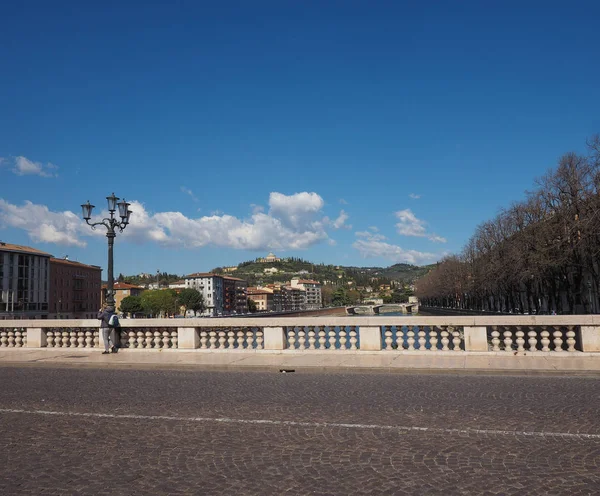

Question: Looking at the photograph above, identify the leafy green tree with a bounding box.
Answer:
[119,295,144,317]
[141,290,178,317]
[332,287,351,307]
[247,298,258,313]
[177,288,205,315]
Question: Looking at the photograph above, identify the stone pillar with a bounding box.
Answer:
[178,327,200,349]
[263,327,286,350]
[464,326,488,352]
[98,327,106,349]
[27,328,47,348]
[359,326,382,351]
[580,326,600,352]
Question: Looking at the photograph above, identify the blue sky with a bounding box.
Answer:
[1,1,599,276]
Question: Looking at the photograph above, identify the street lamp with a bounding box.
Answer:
[81,193,131,308]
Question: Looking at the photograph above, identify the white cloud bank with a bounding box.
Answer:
[395,209,446,243]
[0,192,348,251]
[0,156,58,177]
[408,193,421,199]
[352,231,438,265]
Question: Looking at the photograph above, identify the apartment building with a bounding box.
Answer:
[223,276,248,315]
[184,273,224,316]
[49,257,102,319]
[247,286,274,312]
[0,242,51,320]
[290,278,322,310]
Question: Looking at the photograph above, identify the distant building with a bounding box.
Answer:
[222,266,238,273]
[0,242,51,320]
[102,282,145,313]
[258,252,281,263]
[184,273,224,316]
[263,267,279,274]
[49,257,102,319]
[290,278,322,310]
[168,280,186,291]
[247,287,274,312]
[222,276,248,315]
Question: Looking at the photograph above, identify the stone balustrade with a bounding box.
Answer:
[1,316,600,353]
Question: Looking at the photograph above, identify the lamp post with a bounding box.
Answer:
[81,193,131,309]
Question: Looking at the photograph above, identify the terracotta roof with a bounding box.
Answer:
[0,242,52,257]
[50,257,101,270]
[101,282,144,290]
[222,276,246,282]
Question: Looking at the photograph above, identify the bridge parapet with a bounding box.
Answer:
[1,316,600,353]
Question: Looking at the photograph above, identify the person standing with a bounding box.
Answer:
[98,304,118,354]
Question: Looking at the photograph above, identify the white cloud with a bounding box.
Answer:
[368,226,379,232]
[409,193,421,199]
[339,198,348,205]
[395,209,446,243]
[180,186,198,202]
[352,232,438,265]
[0,199,87,247]
[331,210,351,230]
[2,156,59,177]
[0,192,334,251]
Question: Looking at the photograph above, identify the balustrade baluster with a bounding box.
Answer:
[0,331,7,347]
[384,326,393,350]
[170,330,177,348]
[417,327,426,350]
[566,326,576,352]
[47,331,55,348]
[218,331,226,349]
[515,327,525,352]
[15,330,23,347]
[349,326,358,350]
[137,331,145,348]
[227,330,235,349]
[452,327,461,351]
[407,326,415,351]
[328,327,336,349]
[70,331,78,348]
[339,328,347,350]
[55,331,62,348]
[429,327,438,351]
[94,331,100,348]
[491,326,501,351]
[236,330,244,349]
[395,326,404,350]
[128,331,136,348]
[297,329,306,350]
[503,328,513,351]
[256,329,263,350]
[77,331,85,348]
[209,330,217,349]
[85,331,93,348]
[553,327,564,352]
[200,330,208,349]
[318,327,326,349]
[145,331,153,348]
[154,331,162,348]
[307,326,316,350]
[246,329,254,349]
[160,330,169,348]
[527,327,537,352]
[540,326,550,352]
[441,328,450,351]
[288,328,296,349]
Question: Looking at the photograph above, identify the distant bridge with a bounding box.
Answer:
[345,303,419,315]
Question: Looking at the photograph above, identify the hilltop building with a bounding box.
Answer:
[258,252,281,263]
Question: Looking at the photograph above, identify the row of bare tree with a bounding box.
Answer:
[415,135,600,314]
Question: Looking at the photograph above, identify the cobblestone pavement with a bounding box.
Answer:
[1,366,599,495]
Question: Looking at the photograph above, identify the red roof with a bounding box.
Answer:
[101,282,144,290]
